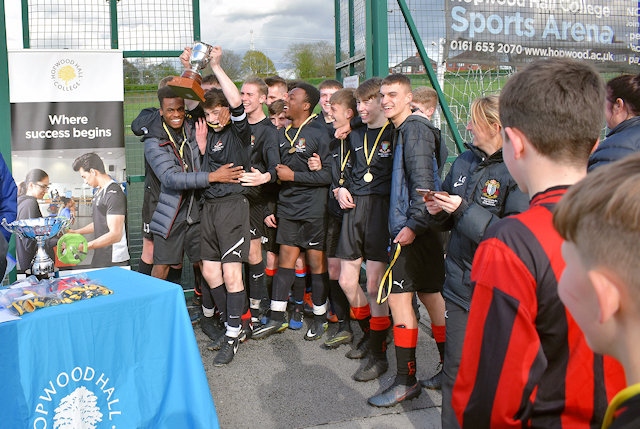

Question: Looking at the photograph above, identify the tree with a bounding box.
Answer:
[313,41,336,78]
[123,59,140,85]
[219,49,243,81]
[289,44,315,79]
[240,50,276,78]
[286,41,335,79]
[146,61,179,84]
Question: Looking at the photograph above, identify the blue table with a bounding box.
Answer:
[0,267,219,429]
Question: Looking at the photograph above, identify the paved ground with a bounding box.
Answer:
[191,305,443,429]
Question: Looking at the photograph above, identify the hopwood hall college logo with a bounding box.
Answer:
[33,366,122,429]
[51,58,83,92]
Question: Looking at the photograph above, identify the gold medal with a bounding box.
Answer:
[363,122,389,183]
[339,178,345,185]
[285,114,317,156]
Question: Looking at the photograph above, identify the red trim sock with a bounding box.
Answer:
[394,324,418,385]
[432,323,446,363]
[369,316,391,359]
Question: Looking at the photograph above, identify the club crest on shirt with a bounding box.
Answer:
[295,138,306,153]
[481,179,500,207]
[212,140,224,152]
[378,141,392,158]
[250,134,256,147]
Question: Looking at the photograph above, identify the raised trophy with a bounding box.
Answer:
[2,217,72,279]
[168,41,213,102]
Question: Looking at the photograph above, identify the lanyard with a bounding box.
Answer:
[162,122,188,169]
[285,114,317,147]
[602,383,640,429]
[162,122,187,158]
[340,139,351,174]
[364,121,389,168]
[377,242,402,304]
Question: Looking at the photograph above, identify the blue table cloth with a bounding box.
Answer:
[0,267,219,429]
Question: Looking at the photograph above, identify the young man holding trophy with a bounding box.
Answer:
[194,46,253,366]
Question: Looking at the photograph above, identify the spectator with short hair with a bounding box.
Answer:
[411,86,438,121]
[554,152,640,429]
[452,57,626,428]
[425,95,528,426]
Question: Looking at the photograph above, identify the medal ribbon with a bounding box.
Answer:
[340,139,351,177]
[364,121,389,170]
[285,114,317,149]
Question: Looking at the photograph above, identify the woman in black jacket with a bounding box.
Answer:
[424,95,528,427]
[589,72,640,172]
[16,168,54,272]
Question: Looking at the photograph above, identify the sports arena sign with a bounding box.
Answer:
[445,0,640,70]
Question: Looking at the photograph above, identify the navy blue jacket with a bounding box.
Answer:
[428,144,528,310]
[143,117,210,239]
[0,154,17,242]
[389,115,438,237]
[589,116,640,172]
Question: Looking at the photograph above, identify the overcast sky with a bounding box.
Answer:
[4,0,335,68]
[199,0,335,65]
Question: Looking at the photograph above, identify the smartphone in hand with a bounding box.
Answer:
[417,188,449,200]
[416,188,431,196]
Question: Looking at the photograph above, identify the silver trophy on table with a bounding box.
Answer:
[2,217,71,279]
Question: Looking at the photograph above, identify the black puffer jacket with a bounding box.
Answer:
[428,144,528,310]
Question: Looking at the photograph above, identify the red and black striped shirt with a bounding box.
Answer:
[453,186,625,428]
